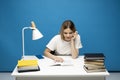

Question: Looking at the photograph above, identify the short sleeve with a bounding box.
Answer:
[46,35,58,51]
[75,34,83,49]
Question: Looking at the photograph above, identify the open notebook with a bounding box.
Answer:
[50,59,73,66]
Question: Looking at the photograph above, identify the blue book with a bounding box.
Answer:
[35,54,44,59]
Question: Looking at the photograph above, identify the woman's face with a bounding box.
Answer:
[63,28,74,41]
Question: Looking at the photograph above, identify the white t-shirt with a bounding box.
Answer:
[46,34,82,55]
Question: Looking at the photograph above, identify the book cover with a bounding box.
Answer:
[35,54,44,59]
[83,65,106,73]
[17,65,40,72]
[84,59,104,63]
[84,64,105,70]
[84,53,105,60]
[17,60,38,67]
[84,61,104,66]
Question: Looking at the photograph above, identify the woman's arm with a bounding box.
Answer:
[70,39,79,59]
[44,48,64,62]
[70,31,79,59]
[44,48,55,59]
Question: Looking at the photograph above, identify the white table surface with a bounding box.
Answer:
[11,55,109,77]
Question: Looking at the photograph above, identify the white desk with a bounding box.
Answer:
[11,56,109,80]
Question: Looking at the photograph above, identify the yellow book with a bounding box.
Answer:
[17,60,38,67]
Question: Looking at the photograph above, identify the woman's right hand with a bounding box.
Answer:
[53,56,64,62]
[71,31,78,40]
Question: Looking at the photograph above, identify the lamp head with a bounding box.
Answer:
[31,21,36,29]
[31,21,43,40]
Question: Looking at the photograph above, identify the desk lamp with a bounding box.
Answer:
[22,21,43,59]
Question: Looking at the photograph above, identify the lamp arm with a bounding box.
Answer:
[21,24,43,59]
[22,27,31,59]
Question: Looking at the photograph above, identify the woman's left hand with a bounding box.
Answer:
[53,56,64,62]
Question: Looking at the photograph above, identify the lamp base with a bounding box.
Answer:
[21,55,39,60]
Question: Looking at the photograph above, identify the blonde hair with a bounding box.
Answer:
[59,20,76,40]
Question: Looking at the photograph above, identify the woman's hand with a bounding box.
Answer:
[53,56,64,62]
[71,31,78,40]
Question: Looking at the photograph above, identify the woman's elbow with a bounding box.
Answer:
[71,55,78,59]
[44,49,48,56]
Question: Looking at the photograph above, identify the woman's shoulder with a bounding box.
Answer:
[53,34,60,38]
[75,34,81,40]
[52,34,61,40]
[77,34,80,38]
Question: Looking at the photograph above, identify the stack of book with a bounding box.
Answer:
[17,59,40,72]
[84,53,106,73]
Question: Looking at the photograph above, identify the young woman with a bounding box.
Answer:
[44,20,82,62]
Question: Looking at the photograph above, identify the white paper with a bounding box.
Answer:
[50,60,73,66]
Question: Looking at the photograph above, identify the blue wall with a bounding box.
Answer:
[0,0,120,71]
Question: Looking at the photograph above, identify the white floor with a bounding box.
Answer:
[106,73,120,80]
[0,73,14,80]
[0,72,120,80]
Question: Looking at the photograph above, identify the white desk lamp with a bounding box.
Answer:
[22,21,43,59]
